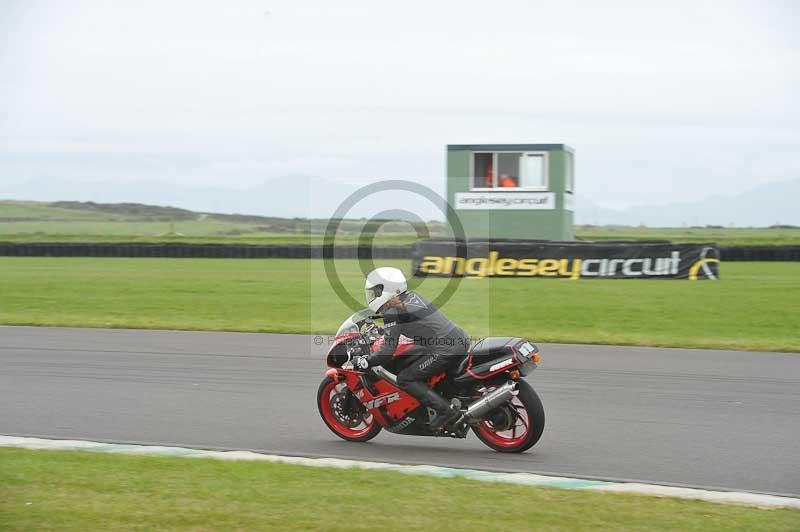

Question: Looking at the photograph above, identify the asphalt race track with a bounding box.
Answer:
[2,326,799,496]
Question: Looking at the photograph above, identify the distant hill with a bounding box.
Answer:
[2,176,798,227]
[0,200,445,235]
[50,201,202,221]
[574,178,800,227]
[0,175,444,222]
[1,199,797,246]
[48,200,308,225]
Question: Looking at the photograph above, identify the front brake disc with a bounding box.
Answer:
[330,392,365,428]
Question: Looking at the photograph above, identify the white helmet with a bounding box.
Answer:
[365,267,408,313]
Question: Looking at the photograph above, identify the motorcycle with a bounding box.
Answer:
[317,309,545,453]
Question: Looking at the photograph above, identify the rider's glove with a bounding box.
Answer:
[351,355,369,370]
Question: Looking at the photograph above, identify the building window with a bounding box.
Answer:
[472,153,494,188]
[471,151,548,190]
[497,153,521,188]
[521,153,546,189]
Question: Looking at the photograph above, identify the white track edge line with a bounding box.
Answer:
[1,435,797,510]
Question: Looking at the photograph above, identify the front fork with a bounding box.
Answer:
[342,388,366,416]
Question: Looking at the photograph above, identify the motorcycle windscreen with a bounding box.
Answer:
[335,308,375,336]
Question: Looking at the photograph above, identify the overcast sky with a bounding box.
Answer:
[2,0,798,213]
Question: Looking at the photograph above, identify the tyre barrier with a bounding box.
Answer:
[719,246,800,261]
[0,242,412,259]
[0,242,797,261]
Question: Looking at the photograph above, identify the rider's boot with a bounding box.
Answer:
[404,382,462,432]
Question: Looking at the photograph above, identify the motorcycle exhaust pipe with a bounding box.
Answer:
[463,381,519,422]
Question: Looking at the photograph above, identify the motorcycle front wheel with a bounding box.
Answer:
[472,379,545,453]
[317,376,382,442]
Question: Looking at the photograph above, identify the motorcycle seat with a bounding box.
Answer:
[449,337,518,376]
[467,337,517,362]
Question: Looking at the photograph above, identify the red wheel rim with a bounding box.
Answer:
[320,380,376,438]
[474,393,532,449]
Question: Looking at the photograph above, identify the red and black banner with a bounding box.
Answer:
[411,240,720,280]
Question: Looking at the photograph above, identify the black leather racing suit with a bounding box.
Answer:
[364,291,469,416]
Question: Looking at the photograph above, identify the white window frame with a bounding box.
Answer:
[564,153,574,193]
[469,151,549,192]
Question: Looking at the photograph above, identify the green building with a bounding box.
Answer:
[446,144,575,240]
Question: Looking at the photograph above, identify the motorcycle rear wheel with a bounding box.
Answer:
[472,380,545,453]
[317,376,382,442]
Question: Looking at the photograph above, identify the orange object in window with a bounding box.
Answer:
[485,162,494,187]
[500,174,517,188]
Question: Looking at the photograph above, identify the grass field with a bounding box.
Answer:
[1,258,797,351]
[2,200,799,245]
[0,227,422,246]
[576,226,800,247]
[1,449,797,531]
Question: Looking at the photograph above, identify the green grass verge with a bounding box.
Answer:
[2,226,799,246]
[3,200,800,245]
[0,229,421,246]
[1,258,798,352]
[577,227,800,246]
[1,449,797,531]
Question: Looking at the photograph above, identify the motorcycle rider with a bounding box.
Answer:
[349,267,469,431]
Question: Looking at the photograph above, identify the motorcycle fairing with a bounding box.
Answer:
[370,333,420,359]
[326,332,420,369]
[328,367,420,426]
